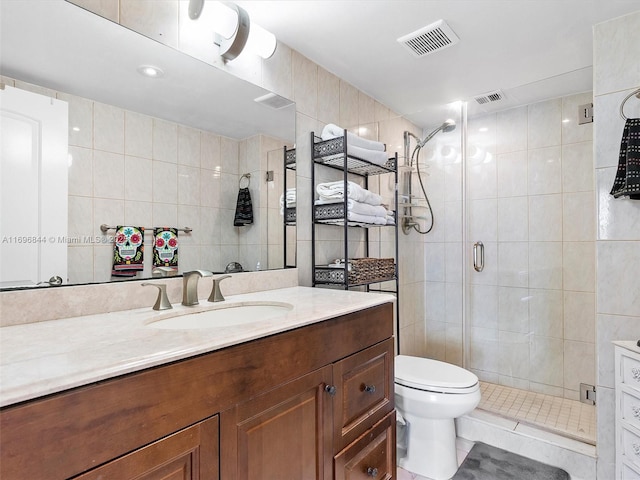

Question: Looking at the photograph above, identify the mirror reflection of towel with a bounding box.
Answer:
[153,227,178,270]
[111,226,144,277]
[234,187,254,226]
[610,118,640,200]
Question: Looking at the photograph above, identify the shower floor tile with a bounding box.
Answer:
[477,382,596,445]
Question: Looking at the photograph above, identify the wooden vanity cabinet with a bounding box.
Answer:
[0,302,394,480]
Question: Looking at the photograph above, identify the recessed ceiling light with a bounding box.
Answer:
[137,65,164,78]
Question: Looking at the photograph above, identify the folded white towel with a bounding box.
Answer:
[347,211,388,225]
[386,214,396,225]
[279,188,296,208]
[321,124,386,152]
[316,181,382,206]
[345,144,390,166]
[315,198,389,218]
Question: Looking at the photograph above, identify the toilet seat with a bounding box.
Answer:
[395,355,479,394]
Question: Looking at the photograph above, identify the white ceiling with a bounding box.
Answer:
[236,0,640,127]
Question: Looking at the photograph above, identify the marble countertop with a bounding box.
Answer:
[0,286,395,407]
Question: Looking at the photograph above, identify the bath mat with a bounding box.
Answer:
[452,442,569,480]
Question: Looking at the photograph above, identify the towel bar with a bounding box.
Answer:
[100,225,192,234]
[620,87,640,120]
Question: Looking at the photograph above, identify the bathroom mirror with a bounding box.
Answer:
[0,0,296,288]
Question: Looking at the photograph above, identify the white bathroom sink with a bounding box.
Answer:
[146,301,294,330]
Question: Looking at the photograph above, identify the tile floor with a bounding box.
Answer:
[477,382,596,444]
[397,382,596,479]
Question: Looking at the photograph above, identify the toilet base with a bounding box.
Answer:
[398,416,458,480]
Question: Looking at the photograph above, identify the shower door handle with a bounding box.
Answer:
[473,241,484,272]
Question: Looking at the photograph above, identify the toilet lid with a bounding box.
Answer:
[395,355,479,394]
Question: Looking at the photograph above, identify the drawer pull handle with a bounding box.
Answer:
[363,384,377,394]
[632,367,640,381]
[633,406,640,418]
[633,443,640,456]
[325,385,337,396]
[367,467,379,477]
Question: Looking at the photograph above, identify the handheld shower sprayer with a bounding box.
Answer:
[402,119,457,235]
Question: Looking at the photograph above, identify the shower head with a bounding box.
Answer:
[417,119,456,147]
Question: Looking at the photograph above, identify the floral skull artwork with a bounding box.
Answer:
[115,227,143,260]
[155,229,178,263]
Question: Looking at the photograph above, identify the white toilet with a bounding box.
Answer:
[395,355,481,480]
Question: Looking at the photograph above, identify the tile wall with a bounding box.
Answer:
[592,10,640,479]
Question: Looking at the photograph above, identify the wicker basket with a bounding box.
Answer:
[349,257,395,284]
[315,257,395,285]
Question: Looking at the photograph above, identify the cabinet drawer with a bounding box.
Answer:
[623,391,640,431]
[623,354,640,395]
[332,339,394,452]
[623,426,640,472]
[334,411,396,480]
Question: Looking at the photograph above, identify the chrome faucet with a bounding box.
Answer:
[182,270,213,306]
[208,274,231,302]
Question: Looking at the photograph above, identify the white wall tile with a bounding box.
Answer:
[529,289,563,338]
[529,194,562,241]
[562,142,594,193]
[563,291,595,343]
[497,106,527,154]
[498,286,529,334]
[594,10,640,94]
[563,242,595,293]
[152,161,177,205]
[528,98,562,149]
[498,197,528,242]
[124,111,152,159]
[124,156,152,202]
[68,146,93,197]
[497,150,528,198]
[529,242,563,290]
[93,150,124,199]
[528,147,562,195]
[563,192,595,241]
[93,102,124,154]
[152,118,178,163]
[530,336,564,387]
[497,242,528,288]
[597,241,640,316]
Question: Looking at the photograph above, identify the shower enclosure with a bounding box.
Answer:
[406,92,597,443]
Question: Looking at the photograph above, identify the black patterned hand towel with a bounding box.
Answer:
[234,187,254,226]
[153,227,179,270]
[610,117,640,200]
[111,226,144,277]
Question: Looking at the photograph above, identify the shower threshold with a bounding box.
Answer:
[476,381,596,445]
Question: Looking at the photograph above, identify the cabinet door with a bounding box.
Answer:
[220,365,333,480]
[334,412,396,480]
[74,416,219,480]
[332,339,394,452]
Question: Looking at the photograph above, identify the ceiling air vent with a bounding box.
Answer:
[397,20,460,57]
[473,90,506,105]
[254,92,294,109]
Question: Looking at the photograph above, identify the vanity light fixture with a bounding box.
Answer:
[137,65,164,78]
[191,1,277,61]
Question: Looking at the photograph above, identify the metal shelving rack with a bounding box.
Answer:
[283,146,296,268]
[310,131,400,349]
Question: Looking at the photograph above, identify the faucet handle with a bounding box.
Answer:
[141,283,173,311]
[208,274,232,303]
[184,269,213,278]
